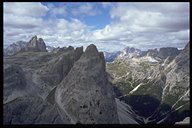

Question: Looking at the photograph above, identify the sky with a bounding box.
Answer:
[3,2,189,52]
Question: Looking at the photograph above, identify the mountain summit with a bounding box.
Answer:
[4,36,47,56]
[55,44,119,124]
[25,36,47,52]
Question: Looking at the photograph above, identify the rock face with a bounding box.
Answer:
[4,41,27,56]
[118,46,142,59]
[4,64,27,90]
[4,36,47,56]
[103,51,121,62]
[4,42,120,124]
[4,64,27,103]
[46,46,55,52]
[141,47,180,61]
[25,36,47,52]
[175,117,190,124]
[55,44,119,124]
[38,46,83,86]
[158,47,180,59]
[4,96,69,124]
[106,42,190,124]
[162,43,190,107]
[145,48,159,58]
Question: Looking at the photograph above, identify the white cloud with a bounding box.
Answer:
[4,14,44,29]
[71,3,101,16]
[91,2,189,50]
[3,2,91,48]
[3,2,49,46]
[3,2,190,52]
[46,3,67,17]
[4,2,49,17]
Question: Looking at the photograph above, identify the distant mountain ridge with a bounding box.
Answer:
[4,36,47,56]
[4,41,28,56]
[4,37,182,63]
[103,46,181,63]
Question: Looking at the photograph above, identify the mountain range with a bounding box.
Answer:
[3,36,190,124]
[4,38,181,64]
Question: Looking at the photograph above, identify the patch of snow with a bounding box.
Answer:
[147,76,152,79]
[171,90,189,109]
[145,56,158,62]
[129,83,143,94]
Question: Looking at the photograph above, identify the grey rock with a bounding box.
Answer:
[4,96,70,124]
[103,51,121,62]
[52,46,74,54]
[74,46,83,61]
[158,47,180,59]
[162,43,190,105]
[175,117,190,124]
[4,64,27,90]
[117,46,142,59]
[4,64,27,102]
[4,41,27,56]
[55,44,119,124]
[46,46,55,52]
[25,36,47,52]
[106,42,190,124]
[38,47,83,86]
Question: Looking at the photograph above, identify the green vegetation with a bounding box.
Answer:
[115,81,133,95]
[107,61,131,77]
[139,61,150,68]
[163,93,179,106]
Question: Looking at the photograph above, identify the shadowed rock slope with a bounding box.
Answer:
[4,43,119,124]
[55,44,119,124]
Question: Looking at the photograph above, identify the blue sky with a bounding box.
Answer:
[42,2,111,29]
[3,2,189,52]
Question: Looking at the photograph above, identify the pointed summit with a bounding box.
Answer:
[26,36,47,52]
[55,44,119,124]
[30,35,38,42]
[85,44,99,57]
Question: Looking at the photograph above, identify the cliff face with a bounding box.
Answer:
[162,43,190,106]
[4,96,69,124]
[4,41,27,56]
[25,36,47,52]
[4,43,119,124]
[106,42,190,124]
[158,47,180,59]
[55,44,119,124]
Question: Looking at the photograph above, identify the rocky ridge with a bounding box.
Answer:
[4,36,47,56]
[55,44,119,124]
[106,42,190,124]
[4,41,27,56]
[4,42,120,124]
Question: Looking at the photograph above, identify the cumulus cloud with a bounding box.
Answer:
[46,3,67,18]
[3,2,91,48]
[4,2,48,17]
[71,3,101,16]
[3,2,189,52]
[91,2,189,50]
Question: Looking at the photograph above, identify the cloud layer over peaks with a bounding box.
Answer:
[4,2,189,52]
